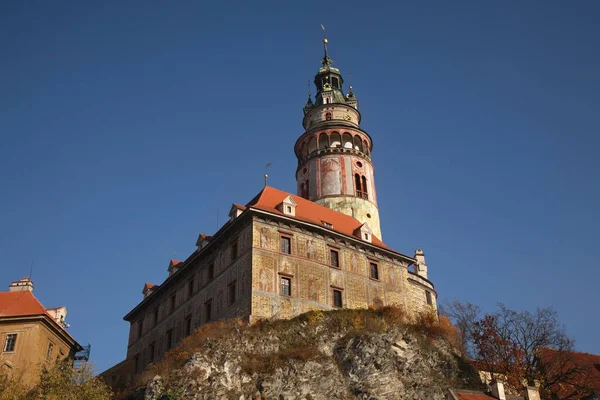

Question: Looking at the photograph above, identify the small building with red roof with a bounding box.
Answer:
[0,277,83,386]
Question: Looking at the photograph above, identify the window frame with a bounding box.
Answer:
[280,276,292,297]
[369,261,379,280]
[165,329,173,351]
[170,293,176,313]
[205,299,213,323]
[426,291,433,306]
[332,288,343,308]
[154,308,159,326]
[188,278,194,299]
[280,235,292,255]
[137,319,144,339]
[329,248,340,268]
[4,333,18,353]
[149,341,156,364]
[228,281,237,305]
[46,342,54,360]
[208,263,215,280]
[231,240,238,260]
[184,314,193,336]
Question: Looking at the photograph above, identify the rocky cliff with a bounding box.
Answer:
[121,308,483,400]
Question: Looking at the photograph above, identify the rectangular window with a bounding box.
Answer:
[170,293,176,312]
[208,263,215,280]
[330,249,339,268]
[231,241,238,260]
[46,343,53,360]
[426,291,433,305]
[280,236,291,254]
[333,289,343,308]
[154,308,159,326]
[184,315,192,336]
[205,299,212,323]
[228,282,237,305]
[149,342,155,364]
[280,277,291,296]
[166,329,173,351]
[369,262,379,280]
[138,319,144,339]
[188,279,194,298]
[134,354,140,372]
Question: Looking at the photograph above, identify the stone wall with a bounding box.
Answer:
[126,221,254,371]
[249,217,435,322]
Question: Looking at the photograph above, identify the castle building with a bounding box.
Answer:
[102,38,437,386]
[0,277,83,386]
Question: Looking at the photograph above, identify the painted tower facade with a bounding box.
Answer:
[294,39,382,239]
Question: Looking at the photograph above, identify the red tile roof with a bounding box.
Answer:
[540,349,600,397]
[0,289,81,348]
[453,393,493,400]
[0,291,47,317]
[246,186,390,250]
[450,390,523,400]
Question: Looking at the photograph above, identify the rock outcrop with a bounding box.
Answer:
[122,308,482,400]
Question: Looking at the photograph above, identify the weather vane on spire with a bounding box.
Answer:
[320,24,332,66]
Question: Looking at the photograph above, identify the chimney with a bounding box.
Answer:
[523,386,541,400]
[9,277,34,292]
[414,249,428,279]
[490,381,506,400]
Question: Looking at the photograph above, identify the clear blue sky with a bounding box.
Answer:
[1,1,598,373]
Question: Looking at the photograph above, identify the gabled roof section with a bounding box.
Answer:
[246,186,389,250]
[282,195,297,207]
[0,291,46,317]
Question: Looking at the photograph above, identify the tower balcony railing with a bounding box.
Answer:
[355,191,369,200]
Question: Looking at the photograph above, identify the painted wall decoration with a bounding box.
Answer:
[259,268,273,292]
[320,158,341,196]
[259,227,271,250]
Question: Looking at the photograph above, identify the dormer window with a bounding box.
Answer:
[228,204,244,222]
[278,195,297,217]
[354,223,373,243]
[322,221,333,229]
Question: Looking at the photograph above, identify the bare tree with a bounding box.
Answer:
[442,301,593,398]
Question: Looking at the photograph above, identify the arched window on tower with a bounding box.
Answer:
[342,133,353,149]
[330,132,341,148]
[325,112,332,120]
[331,77,339,89]
[308,137,317,154]
[354,136,363,152]
[319,133,328,150]
[355,174,369,200]
[355,174,362,198]
[301,180,310,199]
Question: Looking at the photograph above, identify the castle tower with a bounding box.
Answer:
[295,38,382,239]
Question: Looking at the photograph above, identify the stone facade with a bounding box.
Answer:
[250,215,435,321]
[123,211,437,374]
[124,219,254,373]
